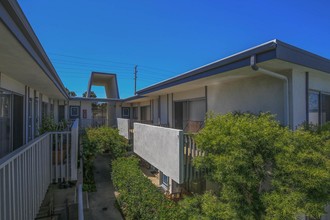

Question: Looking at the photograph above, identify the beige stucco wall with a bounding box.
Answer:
[207,75,285,124]
[291,70,307,128]
[80,101,92,119]
[173,87,205,101]
[309,71,330,93]
[0,72,25,95]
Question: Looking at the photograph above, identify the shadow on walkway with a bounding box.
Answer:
[84,154,123,220]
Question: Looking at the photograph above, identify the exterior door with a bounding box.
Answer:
[34,97,39,137]
[0,92,11,158]
[13,95,23,150]
[174,102,183,129]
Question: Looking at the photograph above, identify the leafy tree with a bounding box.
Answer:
[65,87,76,97]
[82,91,97,98]
[179,192,227,220]
[193,112,330,219]
[39,116,67,134]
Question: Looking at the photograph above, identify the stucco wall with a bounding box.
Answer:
[80,101,92,120]
[291,70,307,128]
[134,123,184,183]
[0,73,25,95]
[309,71,330,93]
[173,86,205,101]
[117,118,130,139]
[207,75,285,124]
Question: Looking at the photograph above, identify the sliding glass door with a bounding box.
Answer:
[13,95,23,150]
[0,90,24,158]
[0,92,11,158]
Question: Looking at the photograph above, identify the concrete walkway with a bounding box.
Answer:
[84,154,123,220]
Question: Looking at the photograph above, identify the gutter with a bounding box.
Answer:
[250,55,290,126]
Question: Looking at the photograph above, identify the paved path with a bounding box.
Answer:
[85,154,123,220]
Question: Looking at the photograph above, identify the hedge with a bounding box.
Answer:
[82,126,128,192]
[112,156,183,220]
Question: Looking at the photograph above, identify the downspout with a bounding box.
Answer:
[250,55,290,126]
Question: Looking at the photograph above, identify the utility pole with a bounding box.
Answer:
[134,65,138,95]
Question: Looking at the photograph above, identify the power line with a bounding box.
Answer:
[48,52,178,74]
[52,59,133,70]
[49,52,134,66]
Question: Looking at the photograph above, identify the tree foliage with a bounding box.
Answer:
[82,91,97,98]
[39,116,67,134]
[65,87,76,97]
[193,112,330,219]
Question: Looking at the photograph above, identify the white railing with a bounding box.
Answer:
[71,119,79,181]
[0,119,79,220]
[183,134,206,191]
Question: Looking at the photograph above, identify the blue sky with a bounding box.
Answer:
[19,0,330,98]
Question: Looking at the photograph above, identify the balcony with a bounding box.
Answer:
[0,119,80,220]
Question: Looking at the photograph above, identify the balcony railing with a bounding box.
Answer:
[0,119,79,220]
[183,134,206,191]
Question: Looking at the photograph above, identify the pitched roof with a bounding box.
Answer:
[135,39,330,96]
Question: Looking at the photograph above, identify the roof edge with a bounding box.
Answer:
[136,39,278,95]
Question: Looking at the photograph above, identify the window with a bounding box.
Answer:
[0,91,11,158]
[0,89,24,158]
[122,107,130,118]
[308,91,330,125]
[321,93,330,124]
[162,174,169,186]
[70,106,80,119]
[308,91,319,125]
[132,107,138,119]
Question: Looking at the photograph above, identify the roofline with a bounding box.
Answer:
[136,39,330,96]
[0,0,68,99]
[69,96,121,102]
[137,40,278,95]
[275,40,330,73]
[121,95,146,102]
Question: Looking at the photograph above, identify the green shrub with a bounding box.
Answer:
[112,156,183,220]
[85,126,128,159]
[193,112,330,219]
[39,116,67,134]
